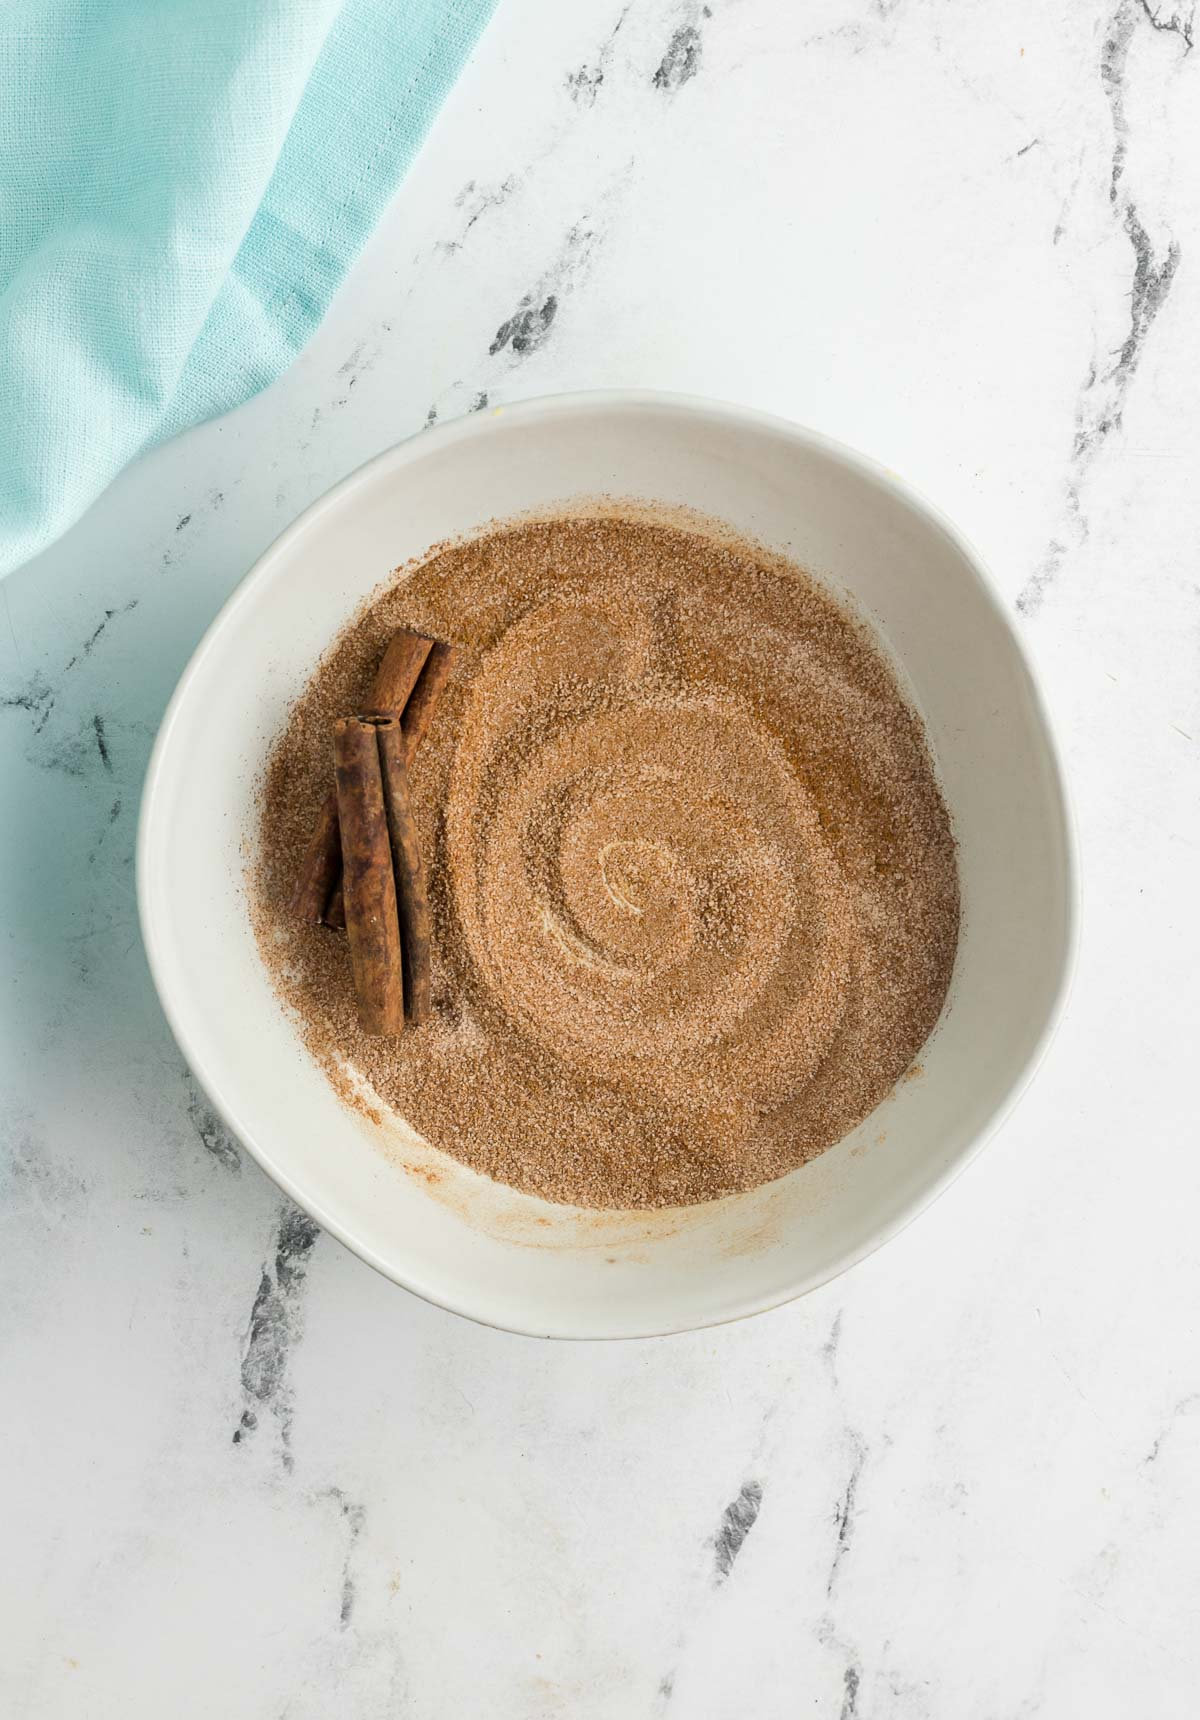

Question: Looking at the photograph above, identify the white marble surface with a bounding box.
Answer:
[3,0,1199,1712]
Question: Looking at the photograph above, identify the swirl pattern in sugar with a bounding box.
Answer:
[258,512,960,1210]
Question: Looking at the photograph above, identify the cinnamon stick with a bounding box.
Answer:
[287,789,342,929]
[332,718,405,1036]
[372,716,433,1024]
[371,629,435,711]
[322,641,458,932]
[397,641,458,761]
[290,630,433,921]
[320,872,347,932]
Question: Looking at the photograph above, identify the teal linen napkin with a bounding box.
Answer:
[0,0,497,578]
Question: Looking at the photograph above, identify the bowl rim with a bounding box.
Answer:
[137,387,1080,1339]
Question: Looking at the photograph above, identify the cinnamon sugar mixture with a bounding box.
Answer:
[254,512,959,1209]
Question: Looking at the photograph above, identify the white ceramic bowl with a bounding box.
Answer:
[138,391,1076,1338]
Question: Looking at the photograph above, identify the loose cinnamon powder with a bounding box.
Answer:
[253,510,959,1210]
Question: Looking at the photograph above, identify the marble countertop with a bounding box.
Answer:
[3,0,1199,1713]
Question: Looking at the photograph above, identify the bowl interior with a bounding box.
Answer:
[138,393,1074,1337]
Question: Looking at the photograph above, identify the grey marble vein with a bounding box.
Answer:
[823,1308,844,1374]
[1144,1393,1200,1464]
[1,596,139,749]
[233,1204,321,1468]
[1019,0,1187,615]
[182,1068,241,1174]
[61,598,138,675]
[826,1433,866,1598]
[318,1486,367,1627]
[712,1479,763,1582]
[0,673,55,731]
[567,4,631,106]
[816,1623,864,1720]
[484,166,633,374]
[653,7,710,92]
[1137,0,1194,49]
[822,1316,867,1601]
[91,713,112,773]
[438,175,522,256]
[490,292,559,358]
[816,1312,869,1711]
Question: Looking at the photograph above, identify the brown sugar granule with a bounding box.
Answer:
[254,511,960,1210]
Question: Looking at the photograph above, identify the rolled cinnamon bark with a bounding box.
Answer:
[287,790,342,928]
[398,641,458,763]
[370,630,434,712]
[322,640,458,932]
[332,718,405,1036]
[290,630,433,921]
[372,716,433,1024]
[321,871,347,931]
